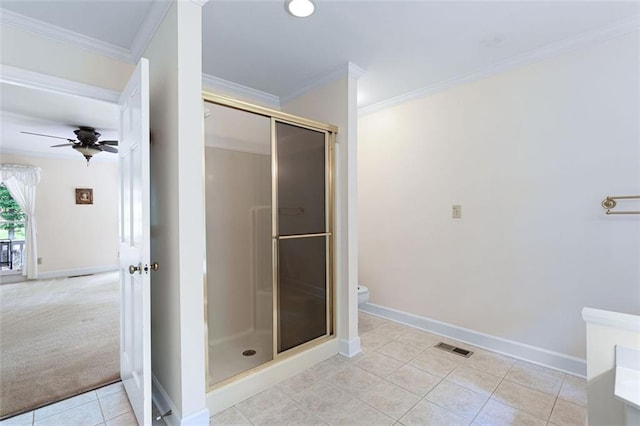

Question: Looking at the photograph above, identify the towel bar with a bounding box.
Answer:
[602,195,640,215]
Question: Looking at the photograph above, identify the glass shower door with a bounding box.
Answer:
[275,121,331,353]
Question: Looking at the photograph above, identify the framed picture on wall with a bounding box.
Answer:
[75,188,93,205]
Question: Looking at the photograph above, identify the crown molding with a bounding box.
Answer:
[0,65,120,103]
[280,61,367,105]
[0,9,133,63]
[130,0,173,62]
[202,73,281,108]
[359,15,640,115]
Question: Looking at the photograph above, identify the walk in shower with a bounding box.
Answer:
[203,94,336,388]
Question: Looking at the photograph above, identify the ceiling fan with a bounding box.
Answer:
[21,126,118,165]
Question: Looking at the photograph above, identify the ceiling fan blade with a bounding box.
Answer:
[21,131,74,141]
[50,143,75,148]
[100,140,118,146]
[101,145,118,153]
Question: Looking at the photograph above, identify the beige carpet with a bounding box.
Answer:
[0,272,120,419]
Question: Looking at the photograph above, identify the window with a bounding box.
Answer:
[0,184,27,271]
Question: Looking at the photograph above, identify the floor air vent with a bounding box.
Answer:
[435,342,473,358]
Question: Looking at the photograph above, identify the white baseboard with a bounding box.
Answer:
[152,374,181,426]
[37,265,118,280]
[339,337,362,358]
[360,302,587,377]
[179,408,210,426]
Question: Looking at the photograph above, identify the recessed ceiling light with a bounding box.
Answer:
[285,0,315,18]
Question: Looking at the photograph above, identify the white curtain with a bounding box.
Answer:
[0,164,41,279]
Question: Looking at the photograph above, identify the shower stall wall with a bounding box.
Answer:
[204,95,336,389]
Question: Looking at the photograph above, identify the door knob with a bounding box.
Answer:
[128,263,142,275]
[144,262,160,273]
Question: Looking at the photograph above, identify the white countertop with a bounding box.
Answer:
[582,307,640,333]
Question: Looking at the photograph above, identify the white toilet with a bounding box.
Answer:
[358,285,370,305]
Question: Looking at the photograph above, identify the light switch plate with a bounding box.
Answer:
[452,205,462,219]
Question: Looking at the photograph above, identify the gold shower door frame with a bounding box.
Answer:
[202,92,337,391]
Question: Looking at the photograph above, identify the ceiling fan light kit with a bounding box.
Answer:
[21,126,118,166]
[285,0,315,18]
[73,145,104,164]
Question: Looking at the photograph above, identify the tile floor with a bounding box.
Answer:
[1,311,588,425]
[0,382,165,426]
[211,311,588,425]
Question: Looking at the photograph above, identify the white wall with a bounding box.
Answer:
[0,26,133,92]
[358,31,640,362]
[144,2,208,424]
[1,153,118,276]
[282,66,361,356]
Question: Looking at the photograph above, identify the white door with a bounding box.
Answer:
[118,58,151,426]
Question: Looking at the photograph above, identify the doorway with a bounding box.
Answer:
[0,82,121,419]
[203,94,337,389]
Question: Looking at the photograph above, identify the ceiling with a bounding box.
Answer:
[201,1,638,107]
[0,1,638,158]
[0,83,118,161]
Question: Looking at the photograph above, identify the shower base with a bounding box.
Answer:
[208,330,273,385]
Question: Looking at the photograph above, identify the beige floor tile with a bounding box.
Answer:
[34,390,98,421]
[399,400,469,426]
[492,380,556,420]
[549,399,587,426]
[505,361,564,396]
[359,381,421,420]
[464,349,515,378]
[472,399,546,426]
[105,410,137,426]
[96,382,125,398]
[250,399,325,426]
[0,411,33,426]
[325,363,382,395]
[309,355,352,377]
[409,351,458,378]
[353,351,404,377]
[360,331,394,351]
[277,369,324,397]
[359,312,388,333]
[236,387,293,420]
[372,322,413,340]
[386,365,441,396]
[558,375,587,407]
[395,329,441,351]
[445,366,502,396]
[34,400,104,426]
[425,381,488,420]
[210,407,252,425]
[377,341,424,363]
[98,390,133,421]
[322,398,394,425]
[293,381,355,417]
